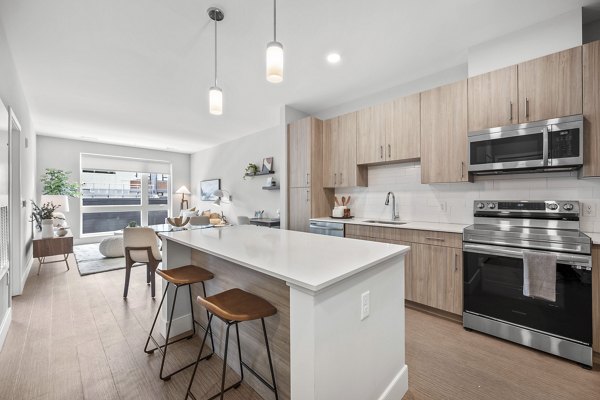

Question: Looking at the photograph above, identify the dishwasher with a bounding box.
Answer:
[309,220,345,237]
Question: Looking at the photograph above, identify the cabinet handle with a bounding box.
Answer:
[525,97,529,119]
[380,145,383,159]
[306,190,310,202]
[334,173,337,186]
[461,161,464,179]
[425,237,445,242]
[306,173,310,185]
[340,172,343,184]
[454,253,458,272]
[508,101,513,121]
[388,144,391,158]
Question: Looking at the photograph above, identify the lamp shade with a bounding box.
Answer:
[41,194,69,212]
[175,185,191,195]
[209,86,223,115]
[266,41,284,83]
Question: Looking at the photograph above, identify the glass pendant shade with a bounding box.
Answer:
[266,41,284,83]
[209,86,223,115]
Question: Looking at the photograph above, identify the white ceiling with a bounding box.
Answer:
[0,0,596,153]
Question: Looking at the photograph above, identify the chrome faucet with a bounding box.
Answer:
[385,192,399,221]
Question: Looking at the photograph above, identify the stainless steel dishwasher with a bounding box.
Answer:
[309,220,345,237]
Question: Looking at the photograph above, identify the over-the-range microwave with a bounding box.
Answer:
[467,115,583,175]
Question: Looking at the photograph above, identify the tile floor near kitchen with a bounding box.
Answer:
[0,257,599,400]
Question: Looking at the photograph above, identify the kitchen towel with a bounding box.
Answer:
[523,250,557,302]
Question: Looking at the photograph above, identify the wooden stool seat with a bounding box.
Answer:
[198,288,277,322]
[156,265,214,285]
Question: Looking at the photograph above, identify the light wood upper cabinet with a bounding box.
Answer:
[388,93,421,162]
[288,118,311,188]
[288,187,311,232]
[323,112,367,188]
[357,103,390,164]
[518,46,582,123]
[468,65,518,131]
[583,40,600,178]
[420,80,470,184]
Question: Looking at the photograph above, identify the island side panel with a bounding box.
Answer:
[290,253,408,400]
[191,249,291,400]
[161,237,195,338]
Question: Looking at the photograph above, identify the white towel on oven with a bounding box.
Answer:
[523,250,557,302]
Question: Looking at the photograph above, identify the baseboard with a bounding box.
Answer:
[0,307,12,351]
[405,300,463,324]
[377,364,408,400]
[14,257,34,296]
[159,312,193,339]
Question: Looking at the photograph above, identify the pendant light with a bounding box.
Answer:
[208,7,224,115]
[266,0,283,83]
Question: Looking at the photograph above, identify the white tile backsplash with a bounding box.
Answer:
[336,163,600,231]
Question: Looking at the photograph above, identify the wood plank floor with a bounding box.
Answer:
[0,255,262,400]
[403,308,600,400]
[2,255,600,399]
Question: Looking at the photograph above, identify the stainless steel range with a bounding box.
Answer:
[463,200,593,367]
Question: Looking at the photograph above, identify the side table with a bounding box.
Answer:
[33,232,77,275]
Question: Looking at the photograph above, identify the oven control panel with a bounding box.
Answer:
[473,200,580,215]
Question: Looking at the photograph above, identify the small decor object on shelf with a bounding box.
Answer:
[243,163,260,179]
[56,227,69,237]
[127,221,138,228]
[167,216,190,228]
[31,201,61,237]
[254,210,265,218]
[201,179,221,200]
[261,157,274,173]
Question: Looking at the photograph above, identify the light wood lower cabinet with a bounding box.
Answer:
[592,245,600,353]
[346,225,463,315]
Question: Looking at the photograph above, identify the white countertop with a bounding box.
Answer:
[584,232,600,245]
[161,225,409,292]
[310,217,468,234]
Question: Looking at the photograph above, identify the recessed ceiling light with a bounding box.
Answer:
[326,53,341,64]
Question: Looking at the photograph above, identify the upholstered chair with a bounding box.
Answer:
[123,227,162,298]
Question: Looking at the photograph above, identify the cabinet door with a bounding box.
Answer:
[420,80,469,183]
[388,93,420,161]
[337,112,361,187]
[288,187,311,232]
[468,65,518,131]
[322,118,336,188]
[288,117,311,188]
[518,46,582,123]
[398,241,414,302]
[357,103,389,164]
[583,40,600,178]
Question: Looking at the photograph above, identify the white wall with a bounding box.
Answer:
[36,135,190,243]
[0,20,36,293]
[0,131,7,196]
[468,8,583,77]
[190,125,283,224]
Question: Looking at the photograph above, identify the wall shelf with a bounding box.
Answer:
[245,171,275,177]
[262,185,280,190]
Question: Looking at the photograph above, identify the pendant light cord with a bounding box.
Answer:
[273,0,277,42]
[214,15,218,86]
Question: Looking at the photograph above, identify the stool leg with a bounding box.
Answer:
[186,313,214,400]
[123,264,131,298]
[159,284,179,380]
[262,318,279,400]
[187,283,196,337]
[218,322,233,400]
[202,282,215,354]
[150,268,156,298]
[144,282,169,354]
[235,323,244,386]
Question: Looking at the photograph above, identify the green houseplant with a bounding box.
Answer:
[40,168,80,197]
[243,163,260,179]
[31,201,62,237]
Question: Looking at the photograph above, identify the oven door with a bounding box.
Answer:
[463,243,592,345]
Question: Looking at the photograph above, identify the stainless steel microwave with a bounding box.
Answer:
[467,115,583,174]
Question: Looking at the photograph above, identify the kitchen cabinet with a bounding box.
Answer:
[287,117,334,232]
[420,80,470,184]
[323,112,367,188]
[592,245,600,354]
[468,65,518,131]
[356,94,420,165]
[518,46,582,123]
[583,40,600,178]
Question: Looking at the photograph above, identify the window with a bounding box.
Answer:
[79,155,171,235]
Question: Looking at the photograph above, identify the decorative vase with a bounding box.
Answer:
[41,219,54,238]
[56,227,68,237]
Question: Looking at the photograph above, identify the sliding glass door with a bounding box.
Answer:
[81,170,170,235]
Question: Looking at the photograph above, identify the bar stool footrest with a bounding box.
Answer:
[241,361,277,393]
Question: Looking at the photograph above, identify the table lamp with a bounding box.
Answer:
[176,185,191,210]
[40,194,70,212]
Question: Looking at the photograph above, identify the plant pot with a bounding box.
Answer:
[41,219,54,238]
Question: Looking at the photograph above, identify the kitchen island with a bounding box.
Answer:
[160,225,409,400]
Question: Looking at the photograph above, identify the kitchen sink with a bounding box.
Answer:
[363,220,407,225]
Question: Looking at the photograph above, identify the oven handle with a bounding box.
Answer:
[463,243,592,268]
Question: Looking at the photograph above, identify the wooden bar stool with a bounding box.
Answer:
[144,265,216,381]
[186,288,279,400]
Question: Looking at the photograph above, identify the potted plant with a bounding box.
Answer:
[40,168,80,213]
[31,201,61,238]
[243,163,259,179]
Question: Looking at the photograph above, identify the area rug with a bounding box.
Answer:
[74,243,142,276]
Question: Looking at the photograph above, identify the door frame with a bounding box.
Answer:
[8,106,22,296]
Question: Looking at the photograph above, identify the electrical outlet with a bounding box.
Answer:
[361,291,370,320]
[583,203,596,217]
